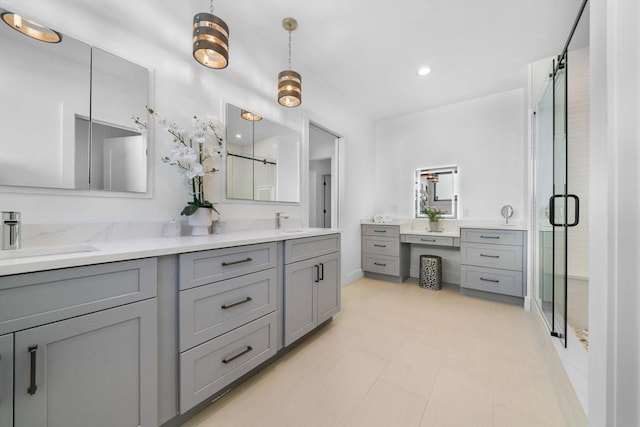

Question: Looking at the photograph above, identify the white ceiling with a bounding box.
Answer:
[207,0,587,120]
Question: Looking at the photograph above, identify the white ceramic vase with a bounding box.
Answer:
[188,207,212,236]
[429,221,440,232]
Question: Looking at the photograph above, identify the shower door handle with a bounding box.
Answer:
[548,194,580,227]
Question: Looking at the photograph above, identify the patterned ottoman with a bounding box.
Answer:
[419,255,442,290]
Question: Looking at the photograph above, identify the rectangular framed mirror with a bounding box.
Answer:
[415,165,459,218]
[225,103,300,202]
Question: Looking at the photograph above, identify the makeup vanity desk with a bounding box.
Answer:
[361,220,527,303]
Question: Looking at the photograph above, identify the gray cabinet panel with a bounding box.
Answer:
[400,234,454,247]
[362,236,399,256]
[460,228,524,245]
[284,234,340,264]
[362,225,400,238]
[284,257,317,345]
[317,253,340,324]
[362,254,400,276]
[460,265,523,297]
[0,258,157,335]
[179,243,276,290]
[14,299,157,427]
[180,312,277,414]
[0,334,12,427]
[180,269,277,351]
[461,243,523,271]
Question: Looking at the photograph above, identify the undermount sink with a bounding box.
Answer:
[0,244,98,260]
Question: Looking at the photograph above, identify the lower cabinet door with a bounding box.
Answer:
[0,334,13,427]
[317,252,340,324]
[179,312,277,413]
[284,257,318,346]
[14,299,158,427]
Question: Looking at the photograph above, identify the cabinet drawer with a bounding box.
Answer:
[460,228,523,245]
[363,254,399,276]
[461,243,523,271]
[362,224,400,238]
[460,265,523,297]
[284,234,340,264]
[0,333,12,427]
[179,243,276,290]
[0,258,157,335]
[362,236,399,256]
[180,312,277,413]
[400,234,454,246]
[179,269,276,351]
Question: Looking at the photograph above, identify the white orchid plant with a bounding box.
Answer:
[132,107,223,216]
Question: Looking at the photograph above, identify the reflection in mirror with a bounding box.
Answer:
[415,166,458,218]
[226,103,300,202]
[0,7,149,193]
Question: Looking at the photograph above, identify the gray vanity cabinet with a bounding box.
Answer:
[0,258,158,427]
[0,334,12,427]
[284,234,341,346]
[361,224,409,282]
[13,299,157,427]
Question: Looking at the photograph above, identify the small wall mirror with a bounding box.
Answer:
[0,7,150,193]
[415,165,459,218]
[225,103,300,202]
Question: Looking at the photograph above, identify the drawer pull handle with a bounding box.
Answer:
[28,345,38,395]
[222,346,253,364]
[421,238,436,242]
[480,235,500,239]
[319,263,325,281]
[373,230,387,233]
[374,262,387,267]
[221,257,253,267]
[221,297,253,310]
[314,264,320,283]
[480,277,500,283]
[480,254,500,258]
[373,244,387,248]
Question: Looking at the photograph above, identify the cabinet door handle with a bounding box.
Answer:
[319,263,325,281]
[373,230,387,233]
[221,297,253,310]
[480,235,500,239]
[374,262,387,267]
[480,254,499,258]
[314,264,320,283]
[480,277,500,283]
[421,238,436,242]
[221,257,253,267]
[28,345,38,395]
[222,346,253,364]
[373,244,387,248]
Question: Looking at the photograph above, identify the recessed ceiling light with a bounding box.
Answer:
[418,66,432,76]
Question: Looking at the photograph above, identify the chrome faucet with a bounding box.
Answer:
[275,212,289,230]
[2,211,21,250]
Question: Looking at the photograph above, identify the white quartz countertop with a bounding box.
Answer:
[0,228,341,276]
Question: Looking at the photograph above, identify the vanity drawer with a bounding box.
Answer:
[362,225,400,238]
[363,254,400,276]
[180,312,277,413]
[401,234,454,247]
[179,243,276,290]
[363,236,399,256]
[461,243,523,271]
[460,229,523,246]
[460,265,523,297]
[179,269,276,351]
[284,234,340,264]
[0,258,157,335]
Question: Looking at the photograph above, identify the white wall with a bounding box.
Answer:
[589,1,640,425]
[0,0,376,287]
[374,88,526,222]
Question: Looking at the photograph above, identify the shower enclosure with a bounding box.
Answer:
[533,0,589,348]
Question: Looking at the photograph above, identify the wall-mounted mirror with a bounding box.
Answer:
[0,7,150,193]
[415,165,459,218]
[225,103,300,202]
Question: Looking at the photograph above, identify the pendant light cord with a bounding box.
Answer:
[288,29,292,70]
[210,0,214,14]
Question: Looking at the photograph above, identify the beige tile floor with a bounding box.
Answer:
[182,278,586,427]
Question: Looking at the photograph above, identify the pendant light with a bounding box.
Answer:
[277,17,302,108]
[1,11,61,43]
[192,0,229,69]
[241,109,262,121]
